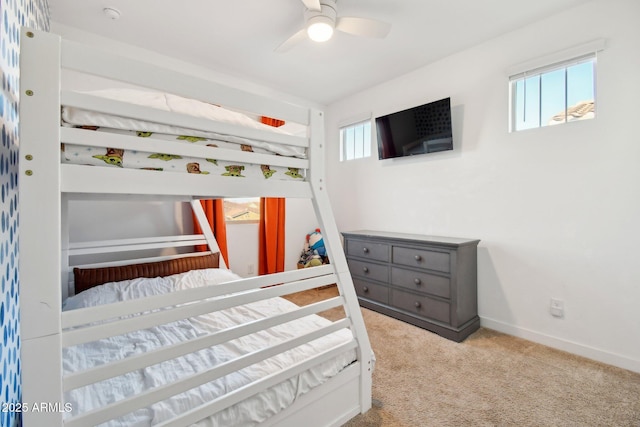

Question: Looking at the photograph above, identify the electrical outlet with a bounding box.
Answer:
[247,264,255,275]
[550,298,564,318]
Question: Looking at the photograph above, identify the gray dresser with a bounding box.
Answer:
[342,230,480,342]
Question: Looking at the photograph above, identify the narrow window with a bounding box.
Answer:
[510,54,596,132]
[340,119,371,161]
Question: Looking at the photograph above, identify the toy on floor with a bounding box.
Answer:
[298,228,329,267]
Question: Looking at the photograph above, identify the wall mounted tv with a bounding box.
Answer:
[375,97,453,160]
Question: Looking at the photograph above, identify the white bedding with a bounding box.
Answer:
[61,88,307,159]
[62,268,355,426]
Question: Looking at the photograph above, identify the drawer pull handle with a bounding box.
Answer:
[363,286,369,293]
[363,267,369,273]
[414,255,422,261]
[414,301,421,308]
[414,278,421,285]
[363,247,369,253]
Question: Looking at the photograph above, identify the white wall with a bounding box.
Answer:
[325,0,640,373]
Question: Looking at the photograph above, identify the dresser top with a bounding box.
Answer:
[342,230,480,247]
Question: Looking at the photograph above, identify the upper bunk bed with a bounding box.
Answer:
[18,28,373,427]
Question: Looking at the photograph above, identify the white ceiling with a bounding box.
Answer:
[48,0,585,106]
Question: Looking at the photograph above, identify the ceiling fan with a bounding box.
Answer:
[275,0,391,52]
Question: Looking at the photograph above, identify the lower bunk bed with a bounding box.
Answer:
[18,28,373,426]
[62,250,361,427]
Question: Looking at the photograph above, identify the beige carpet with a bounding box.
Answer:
[285,287,640,427]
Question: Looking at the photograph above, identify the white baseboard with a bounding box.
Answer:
[480,317,640,374]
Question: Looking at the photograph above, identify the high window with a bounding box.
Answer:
[508,40,605,132]
[340,118,371,161]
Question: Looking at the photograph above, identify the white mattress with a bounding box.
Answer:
[62,268,356,426]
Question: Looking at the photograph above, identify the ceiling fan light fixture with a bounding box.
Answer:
[276,0,389,52]
[307,15,334,42]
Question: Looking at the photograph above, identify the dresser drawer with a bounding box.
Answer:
[390,289,450,324]
[346,239,389,262]
[347,259,389,283]
[353,279,388,304]
[391,267,450,299]
[392,246,450,273]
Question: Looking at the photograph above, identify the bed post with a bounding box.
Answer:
[61,195,71,299]
[307,109,373,414]
[19,29,64,426]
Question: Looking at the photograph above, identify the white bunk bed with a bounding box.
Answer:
[18,28,373,427]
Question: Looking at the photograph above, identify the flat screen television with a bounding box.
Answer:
[375,97,453,160]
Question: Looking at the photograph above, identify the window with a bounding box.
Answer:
[340,118,371,161]
[224,198,259,223]
[510,54,596,132]
[507,39,605,132]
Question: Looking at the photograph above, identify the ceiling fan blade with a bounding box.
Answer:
[301,0,322,12]
[336,16,391,38]
[275,28,307,53]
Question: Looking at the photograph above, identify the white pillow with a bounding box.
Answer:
[62,268,243,311]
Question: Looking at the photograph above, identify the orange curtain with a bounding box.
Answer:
[258,198,286,275]
[193,199,229,266]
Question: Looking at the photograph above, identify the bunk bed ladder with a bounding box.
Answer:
[307,110,374,415]
[190,199,228,269]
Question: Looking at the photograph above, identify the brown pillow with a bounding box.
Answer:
[73,253,220,294]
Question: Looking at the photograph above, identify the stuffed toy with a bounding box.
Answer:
[305,256,323,268]
[307,228,326,258]
[298,228,328,267]
[298,240,315,266]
